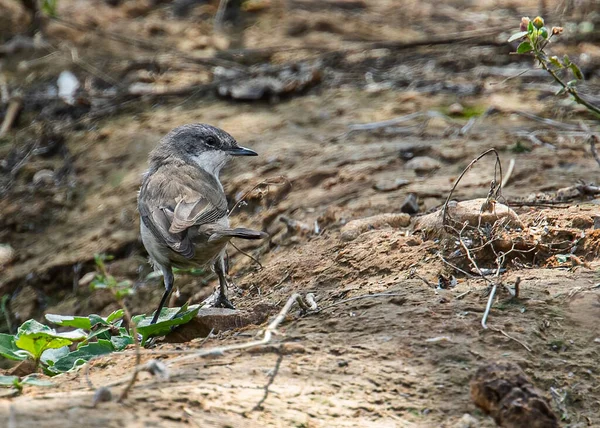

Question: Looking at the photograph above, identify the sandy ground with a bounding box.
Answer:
[1,0,600,426]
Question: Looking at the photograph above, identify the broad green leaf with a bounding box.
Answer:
[84,326,112,343]
[111,335,134,351]
[106,309,124,324]
[45,314,92,330]
[527,21,534,34]
[569,63,583,80]
[134,304,200,345]
[517,41,533,54]
[508,31,528,42]
[52,340,114,372]
[0,375,19,387]
[21,376,54,387]
[41,346,69,366]
[15,320,86,361]
[0,333,27,361]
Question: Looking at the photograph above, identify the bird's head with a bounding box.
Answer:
[151,123,257,176]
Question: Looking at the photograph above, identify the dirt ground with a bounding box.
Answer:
[1,0,600,427]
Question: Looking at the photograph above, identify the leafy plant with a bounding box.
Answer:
[509,16,600,117]
[14,320,86,367]
[0,253,201,378]
[132,303,201,346]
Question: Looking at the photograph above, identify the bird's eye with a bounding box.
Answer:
[205,136,217,147]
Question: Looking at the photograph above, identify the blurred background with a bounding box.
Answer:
[1,0,599,330]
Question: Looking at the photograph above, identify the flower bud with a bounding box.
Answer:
[540,27,549,39]
[520,17,530,32]
[552,26,564,35]
[532,16,544,29]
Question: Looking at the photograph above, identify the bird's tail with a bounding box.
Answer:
[207,227,268,242]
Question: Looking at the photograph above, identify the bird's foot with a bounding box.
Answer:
[214,292,235,309]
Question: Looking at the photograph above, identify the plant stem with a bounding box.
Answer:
[536,53,600,117]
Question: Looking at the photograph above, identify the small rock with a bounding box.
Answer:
[340,213,411,241]
[453,413,479,428]
[448,103,464,116]
[163,305,271,343]
[373,178,410,192]
[0,244,16,269]
[405,156,441,174]
[401,193,419,214]
[414,198,524,239]
[92,387,112,407]
[32,169,54,186]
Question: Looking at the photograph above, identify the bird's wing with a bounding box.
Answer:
[138,163,228,259]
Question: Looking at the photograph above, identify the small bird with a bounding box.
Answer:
[138,123,267,324]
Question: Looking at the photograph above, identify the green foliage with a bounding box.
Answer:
[132,303,200,346]
[41,0,58,17]
[51,340,115,373]
[508,16,600,117]
[0,253,199,377]
[0,333,27,361]
[14,320,86,363]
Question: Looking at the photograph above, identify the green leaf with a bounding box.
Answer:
[111,335,134,351]
[567,80,578,87]
[84,326,113,343]
[15,320,86,361]
[516,41,533,54]
[40,346,69,366]
[106,309,124,324]
[569,63,584,80]
[0,333,27,361]
[0,375,19,387]
[45,314,92,330]
[549,56,563,68]
[527,21,534,34]
[52,340,114,372]
[21,375,54,387]
[563,54,571,66]
[115,288,134,300]
[508,31,529,42]
[134,304,200,345]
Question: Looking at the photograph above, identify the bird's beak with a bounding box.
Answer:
[227,146,258,156]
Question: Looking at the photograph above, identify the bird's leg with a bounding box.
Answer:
[214,256,235,309]
[151,268,174,325]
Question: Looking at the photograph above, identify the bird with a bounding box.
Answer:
[137,123,267,325]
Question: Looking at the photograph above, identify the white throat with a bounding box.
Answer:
[190,151,230,178]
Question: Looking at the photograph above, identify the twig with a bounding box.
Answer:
[229,241,263,268]
[117,302,141,402]
[501,158,516,189]
[441,148,503,229]
[488,326,532,352]
[171,292,307,364]
[214,0,231,33]
[481,283,497,329]
[535,52,600,117]
[252,353,283,411]
[0,97,22,137]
